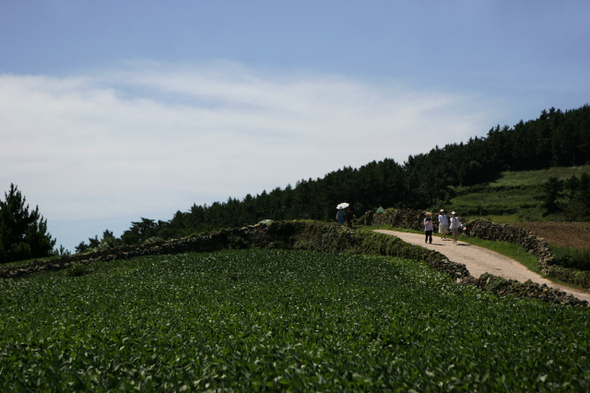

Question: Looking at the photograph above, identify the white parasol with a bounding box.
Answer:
[336,202,349,210]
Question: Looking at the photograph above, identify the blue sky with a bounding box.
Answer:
[1,1,589,252]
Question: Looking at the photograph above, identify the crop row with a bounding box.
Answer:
[1,249,589,391]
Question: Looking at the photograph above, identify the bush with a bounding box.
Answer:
[550,245,590,271]
[66,264,90,277]
[545,265,590,290]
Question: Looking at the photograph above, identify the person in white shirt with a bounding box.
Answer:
[449,211,463,244]
[438,209,449,241]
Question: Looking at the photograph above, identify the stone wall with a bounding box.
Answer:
[368,208,429,231]
[0,221,469,282]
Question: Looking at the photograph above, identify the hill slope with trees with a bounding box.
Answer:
[75,105,590,251]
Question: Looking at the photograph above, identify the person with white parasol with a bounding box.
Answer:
[336,203,348,225]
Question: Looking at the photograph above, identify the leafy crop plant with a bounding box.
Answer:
[1,249,589,391]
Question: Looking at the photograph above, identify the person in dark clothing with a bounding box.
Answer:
[336,208,345,225]
[345,207,356,228]
[424,212,433,244]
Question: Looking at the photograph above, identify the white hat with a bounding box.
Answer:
[440,209,445,212]
[451,211,456,215]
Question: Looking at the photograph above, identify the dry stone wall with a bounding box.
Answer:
[366,209,590,304]
[368,208,427,231]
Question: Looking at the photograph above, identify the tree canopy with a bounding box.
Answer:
[0,184,56,263]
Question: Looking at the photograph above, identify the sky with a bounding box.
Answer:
[1,1,589,252]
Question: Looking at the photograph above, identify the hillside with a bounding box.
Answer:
[73,105,590,251]
[449,165,590,222]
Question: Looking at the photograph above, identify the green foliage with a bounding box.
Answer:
[450,185,541,217]
[545,264,590,290]
[76,230,123,254]
[491,166,590,188]
[444,166,590,222]
[121,218,159,245]
[539,173,590,220]
[0,184,56,263]
[65,263,91,277]
[550,245,590,271]
[1,249,590,391]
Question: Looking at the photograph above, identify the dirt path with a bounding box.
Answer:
[374,229,590,303]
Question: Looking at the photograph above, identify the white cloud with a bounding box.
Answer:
[1,62,497,248]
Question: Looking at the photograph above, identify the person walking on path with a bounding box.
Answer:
[345,207,356,228]
[438,209,449,241]
[336,208,345,225]
[449,211,464,244]
[424,212,433,244]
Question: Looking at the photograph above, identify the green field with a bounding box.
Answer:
[1,249,589,391]
[448,165,590,222]
[489,166,590,188]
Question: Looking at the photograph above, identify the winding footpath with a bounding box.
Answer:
[374,229,590,303]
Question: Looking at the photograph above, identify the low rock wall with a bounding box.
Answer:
[368,208,428,231]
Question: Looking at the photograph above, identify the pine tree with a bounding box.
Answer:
[0,184,56,263]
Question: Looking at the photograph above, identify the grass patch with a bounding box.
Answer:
[490,166,590,188]
[449,187,543,219]
[363,225,422,234]
[471,214,521,223]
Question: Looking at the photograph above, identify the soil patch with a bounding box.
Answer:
[512,222,590,250]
